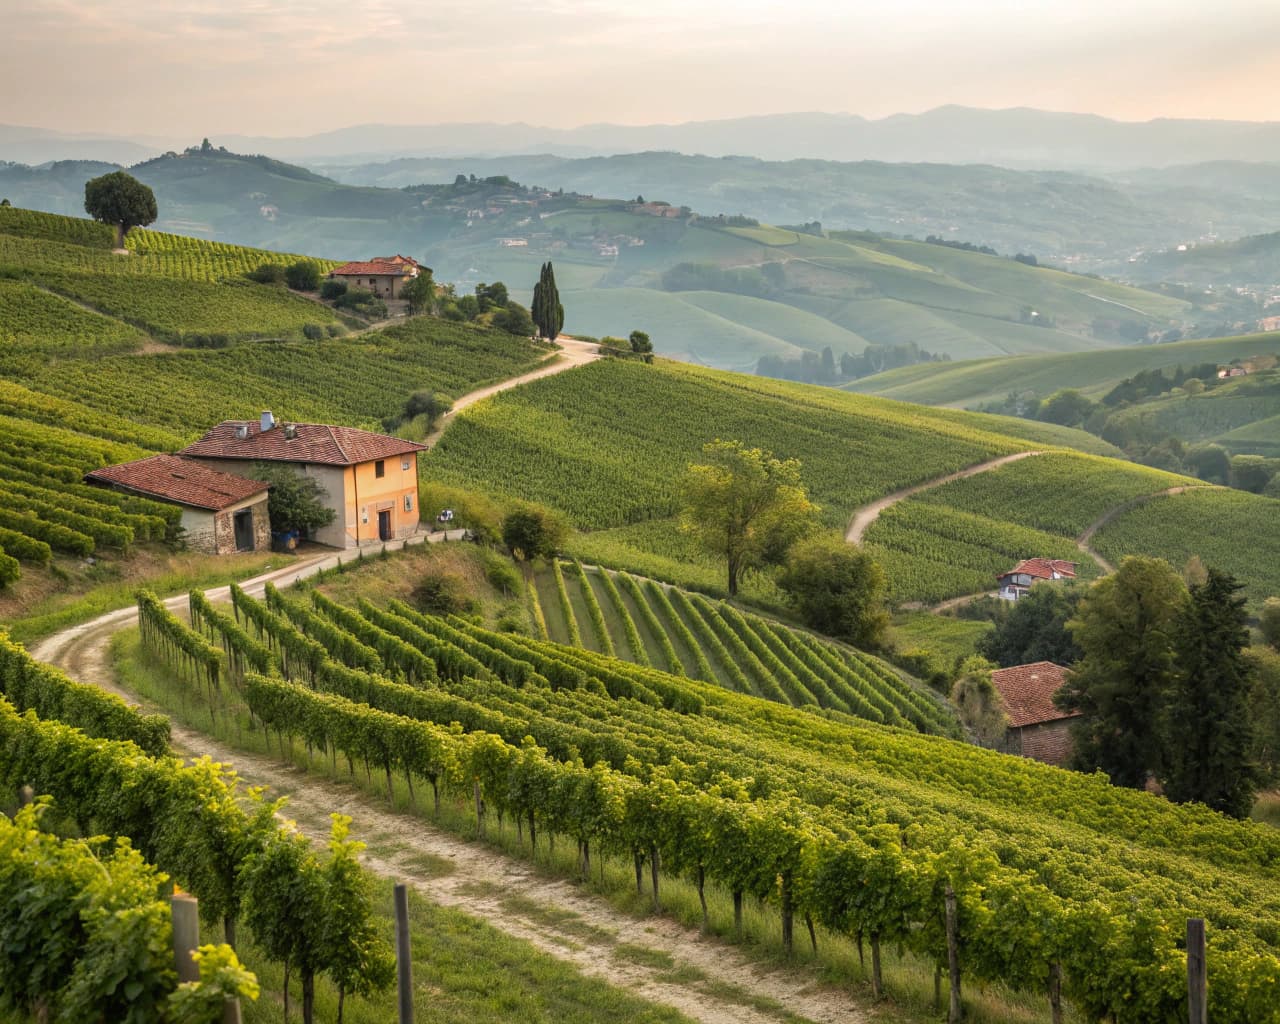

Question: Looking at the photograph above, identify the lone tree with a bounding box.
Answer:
[251,463,335,537]
[401,267,436,315]
[950,656,1009,749]
[629,330,653,362]
[679,440,818,597]
[1162,569,1260,817]
[531,261,564,341]
[83,170,157,248]
[502,503,568,562]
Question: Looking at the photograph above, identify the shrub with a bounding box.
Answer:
[302,324,325,340]
[325,324,345,337]
[411,573,474,615]
[320,279,347,300]
[247,262,286,285]
[285,260,320,291]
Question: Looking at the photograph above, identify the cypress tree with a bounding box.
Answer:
[532,262,563,341]
[1162,568,1259,817]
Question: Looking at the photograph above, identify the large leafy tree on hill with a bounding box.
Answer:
[1055,556,1188,787]
[83,170,157,248]
[679,440,818,597]
[1161,569,1259,817]
[531,261,564,341]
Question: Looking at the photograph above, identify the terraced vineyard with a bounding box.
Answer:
[531,561,956,734]
[129,581,1280,1022]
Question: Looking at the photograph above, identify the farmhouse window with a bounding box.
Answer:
[375,460,385,478]
[404,493,413,511]
[401,458,410,471]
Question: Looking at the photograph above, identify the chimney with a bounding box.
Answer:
[260,411,275,432]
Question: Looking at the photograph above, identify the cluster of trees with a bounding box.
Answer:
[250,464,336,537]
[662,260,779,299]
[599,330,653,363]
[434,280,535,336]
[1051,558,1264,816]
[249,259,320,290]
[985,364,1280,492]
[678,441,889,648]
[757,341,949,385]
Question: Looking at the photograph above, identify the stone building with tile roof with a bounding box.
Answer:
[85,454,270,555]
[328,255,421,299]
[990,661,1080,766]
[180,412,426,549]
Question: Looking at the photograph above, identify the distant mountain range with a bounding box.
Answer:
[8,106,1280,171]
[5,147,1279,268]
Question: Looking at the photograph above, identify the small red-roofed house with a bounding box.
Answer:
[990,661,1079,766]
[328,255,420,299]
[85,454,270,555]
[180,412,426,549]
[996,558,1078,602]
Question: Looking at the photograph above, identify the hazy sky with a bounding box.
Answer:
[4,0,1279,137]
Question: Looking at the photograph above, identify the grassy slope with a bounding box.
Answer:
[425,358,1277,607]
[845,330,1280,407]
[1103,370,1280,454]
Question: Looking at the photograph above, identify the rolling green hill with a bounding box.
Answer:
[452,219,1192,368]
[0,153,1204,371]
[423,357,1279,609]
[0,208,547,592]
[844,330,1280,407]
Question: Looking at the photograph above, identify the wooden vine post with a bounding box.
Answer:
[173,893,242,1024]
[944,884,962,1023]
[1187,918,1206,1024]
[395,884,414,1024]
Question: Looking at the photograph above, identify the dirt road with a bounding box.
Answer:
[32,555,866,1024]
[424,336,601,448]
[845,451,1045,545]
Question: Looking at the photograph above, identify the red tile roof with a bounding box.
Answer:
[85,454,268,511]
[180,421,426,467]
[990,662,1079,728]
[998,558,1078,582]
[329,256,419,277]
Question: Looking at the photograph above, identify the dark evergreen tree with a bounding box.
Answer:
[1055,556,1188,787]
[1161,569,1259,817]
[531,261,564,341]
[977,584,1084,667]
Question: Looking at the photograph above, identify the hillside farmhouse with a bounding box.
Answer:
[85,454,270,555]
[328,255,420,299]
[990,661,1079,767]
[180,412,426,549]
[996,558,1077,602]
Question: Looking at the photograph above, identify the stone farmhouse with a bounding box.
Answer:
[996,558,1077,602]
[328,254,421,299]
[85,454,270,555]
[180,413,426,549]
[990,661,1079,766]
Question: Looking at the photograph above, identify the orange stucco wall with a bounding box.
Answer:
[343,452,420,545]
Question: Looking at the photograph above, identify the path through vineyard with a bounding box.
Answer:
[844,450,1045,544]
[34,562,869,1024]
[423,335,600,448]
[1074,484,1209,575]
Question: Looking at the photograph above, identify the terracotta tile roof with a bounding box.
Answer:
[85,454,268,511]
[990,662,1079,728]
[180,421,426,467]
[329,257,418,277]
[998,558,1078,581]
